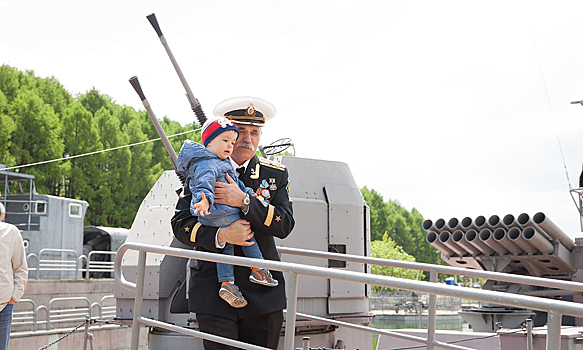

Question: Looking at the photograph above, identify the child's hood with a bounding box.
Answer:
[176,140,217,177]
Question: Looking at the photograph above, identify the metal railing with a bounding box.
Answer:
[27,249,116,279]
[11,295,115,331]
[116,242,583,350]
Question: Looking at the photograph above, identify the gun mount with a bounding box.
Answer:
[424,213,583,332]
[115,156,373,350]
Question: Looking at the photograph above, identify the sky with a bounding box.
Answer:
[3,1,583,237]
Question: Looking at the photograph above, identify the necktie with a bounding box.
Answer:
[236,167,245,177]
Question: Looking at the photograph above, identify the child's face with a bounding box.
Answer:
[206,130,238,160]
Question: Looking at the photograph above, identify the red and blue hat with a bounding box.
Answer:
[201,117,239,147]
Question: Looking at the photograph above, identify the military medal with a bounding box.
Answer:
[269,178,277,191]
[262,189,270,199]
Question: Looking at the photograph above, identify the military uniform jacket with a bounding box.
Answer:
[172,155,294,319]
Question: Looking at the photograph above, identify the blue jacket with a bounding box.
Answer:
[176,140,254,219]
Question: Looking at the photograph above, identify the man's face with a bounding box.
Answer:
[231,124,261,164]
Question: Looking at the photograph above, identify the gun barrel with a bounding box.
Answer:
[147,13,207,126]
[128,76,178,170]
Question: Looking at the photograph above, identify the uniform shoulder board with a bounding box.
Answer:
[258,157,286,170]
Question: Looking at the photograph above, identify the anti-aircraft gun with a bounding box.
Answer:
[115,14,373,350]
[424,212,583,332]
[114,157,373,349]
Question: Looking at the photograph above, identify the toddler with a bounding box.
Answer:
[177,117,278,308]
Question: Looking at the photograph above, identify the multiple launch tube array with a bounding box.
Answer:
[424,213,575,257]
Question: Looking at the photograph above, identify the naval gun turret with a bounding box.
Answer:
[424,213,583,331]
[115,155,372,350]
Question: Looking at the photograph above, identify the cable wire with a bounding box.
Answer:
[2,128,200,171]
[532,31,572,189]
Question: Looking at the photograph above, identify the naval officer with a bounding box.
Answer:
[172,96,295,350]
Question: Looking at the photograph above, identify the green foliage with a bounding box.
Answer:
[361,186,444,280]
[0,64,197,228]
[370,233,418,291]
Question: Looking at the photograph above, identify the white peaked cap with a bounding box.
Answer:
[213,96,276,127]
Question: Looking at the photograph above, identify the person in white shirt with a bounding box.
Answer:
[0,202,28,350]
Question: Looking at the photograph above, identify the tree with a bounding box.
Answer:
[7,89,64,195]
[61,102,101,199]
[0,89,15,166]
[370,233,418,291]
[361,186,444,280]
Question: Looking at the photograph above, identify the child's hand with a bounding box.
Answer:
[193,192,210,217]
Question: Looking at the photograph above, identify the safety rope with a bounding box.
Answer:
[37,317,93,350]
[35,317,117,350]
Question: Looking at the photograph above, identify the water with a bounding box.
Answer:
[371,314,470,332]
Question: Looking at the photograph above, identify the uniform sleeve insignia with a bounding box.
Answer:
[184,226,190,232]
[258,157,286,170]
[275,216,281,222]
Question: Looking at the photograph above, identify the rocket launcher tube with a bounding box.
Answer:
[533,212,575,251]
[508,227,538,255]
[464,229,495,255]
[522,227,554,254]
[479,229,509,255]
[452,230,481,255]
[493,228,523,255]
[426,231,455,256]
[439,231,468,256]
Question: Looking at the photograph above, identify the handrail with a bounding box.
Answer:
[11,295,115,333]
[26,253,39,279]
[278,246,583,293]
[47,297,91,330]
[286,311,471,350]
[11,299,36,329]
[27,249,97,279]
[115,242,583,350]
[87,251,116,274]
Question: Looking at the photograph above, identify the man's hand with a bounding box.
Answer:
[217,219,255,246]
[215,173,246,207]
[8,298,16,304]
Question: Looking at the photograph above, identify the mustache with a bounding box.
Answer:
[236,141,255,151]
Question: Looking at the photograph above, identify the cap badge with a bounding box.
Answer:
[246,103,256,117]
